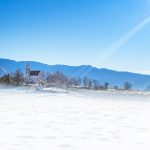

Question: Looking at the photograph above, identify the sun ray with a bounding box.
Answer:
[81,15,150,77]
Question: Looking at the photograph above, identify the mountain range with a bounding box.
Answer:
[0,58,150,90]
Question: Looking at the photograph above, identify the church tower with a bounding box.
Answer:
[25,64,30,84]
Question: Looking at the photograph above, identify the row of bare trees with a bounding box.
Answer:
[46,72,110,90]
[0,69,23,85]
[82,76,109,90]
[46,71,132,91]
[46,71,81,92]
[0,70,132,90]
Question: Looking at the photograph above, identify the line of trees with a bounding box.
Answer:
[0,69,23,85]
[46,72,111,90]
[0,70,132,91]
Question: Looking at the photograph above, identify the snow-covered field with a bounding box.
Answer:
[0,87,150,150]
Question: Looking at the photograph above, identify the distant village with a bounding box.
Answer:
[0,64,132,91]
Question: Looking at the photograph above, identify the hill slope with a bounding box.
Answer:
[0,58,150,90]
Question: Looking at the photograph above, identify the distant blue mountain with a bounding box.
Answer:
[0,58,150,90]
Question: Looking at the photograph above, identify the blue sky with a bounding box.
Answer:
[0,0,150,74]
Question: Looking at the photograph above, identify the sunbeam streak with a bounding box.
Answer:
[81,15,150,77]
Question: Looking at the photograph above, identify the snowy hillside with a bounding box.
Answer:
[0,87,150,150]
[1,58,150,90]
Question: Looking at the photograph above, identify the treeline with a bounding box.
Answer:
[0,70,132,91]
[46,71,112,90]
[46,71,132,91]
[0,69,23,85]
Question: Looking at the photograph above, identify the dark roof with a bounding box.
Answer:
[30,71,40,76]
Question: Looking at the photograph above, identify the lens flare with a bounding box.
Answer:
[81,15,150,77]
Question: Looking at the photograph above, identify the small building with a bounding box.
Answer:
[25,64,42,84]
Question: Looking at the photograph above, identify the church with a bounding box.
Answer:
[25,64,42,84]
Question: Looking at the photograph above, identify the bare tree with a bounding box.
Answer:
[113,85,119,90]
[77,77,81,86]
[88,79,93,89]
[65,78,72,93]
[0,74,10,84]
[83,77,88,88]
[13,69,24,85]
[38,71,45,86]
[104,82,109,90]
[93,80,100,90]
[124,82,132,90]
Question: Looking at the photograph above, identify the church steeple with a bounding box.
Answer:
[25,64,30,84]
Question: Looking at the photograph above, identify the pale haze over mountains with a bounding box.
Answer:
[0,58,150,90]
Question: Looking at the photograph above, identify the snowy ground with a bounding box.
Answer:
[0,87,150,150]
